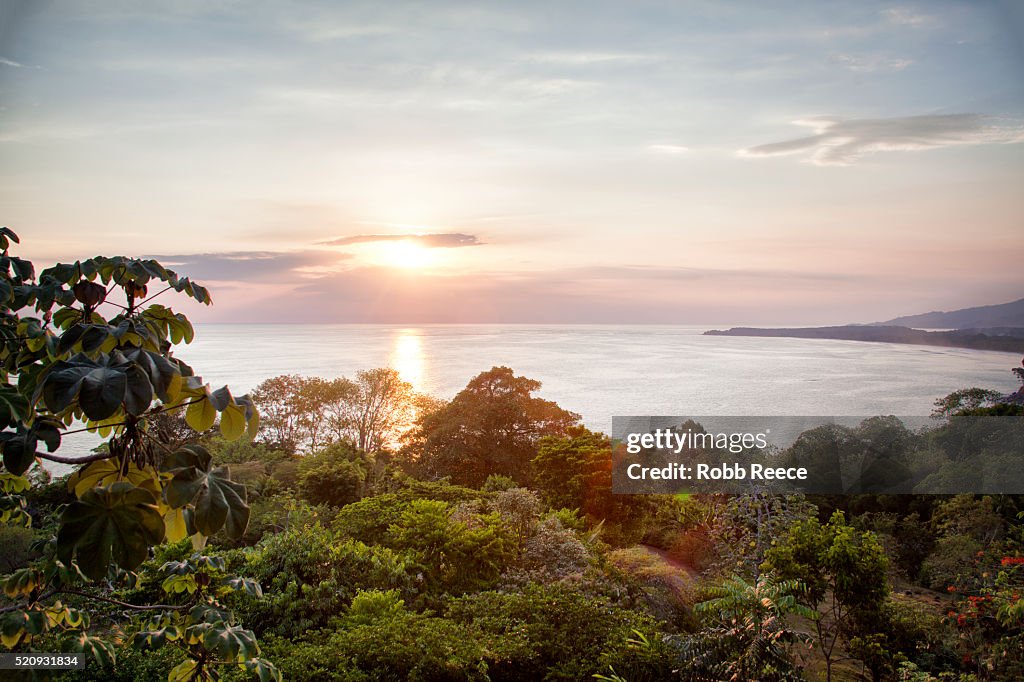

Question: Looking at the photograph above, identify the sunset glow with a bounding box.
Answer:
[1,2,1022,324]
[374,240,436,270]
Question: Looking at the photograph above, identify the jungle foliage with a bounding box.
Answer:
[2,229,1023,681]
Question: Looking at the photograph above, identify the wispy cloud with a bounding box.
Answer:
[831,53,913,72]
[647,144,690,154]
[526,51,658,66]
[0,57,25,68]
[318,233,482,248]
[882,7,935,27]
[740,114,1024,166]
[212,263,874,324]
[148,250,347,281]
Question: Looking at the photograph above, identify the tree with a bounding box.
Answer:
[532,425,608,511]
[684,572,814,682]
[408,366,579,487]
[0,229,277,680]
[336,368,415,453]
[252,369,414,454]
[296,442,368,507]
[532,426,652,544]
[763,510,890,682]
[386,498,515,595]
[250,375,317,452]
[932,388,1005,417]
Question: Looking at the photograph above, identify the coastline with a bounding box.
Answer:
[703,325,1024,353]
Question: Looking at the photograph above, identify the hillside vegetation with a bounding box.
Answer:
[1,231,1022,681]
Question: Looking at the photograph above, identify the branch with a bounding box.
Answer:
[58,422,130,437]
[56,589,185,611]
[135,285,173,307]
[139,427,176,456]
[0,590,57,614]
[35,450,117,465]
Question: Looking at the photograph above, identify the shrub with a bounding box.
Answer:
[482,474,517,492]
[446,583,666,681]
[332,493,409,545]
[387,499,515,596]
[258,614,489,682]
[233,524,413,637]
[515,516,591,579]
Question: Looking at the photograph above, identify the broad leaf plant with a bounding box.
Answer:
[0,228,279,680]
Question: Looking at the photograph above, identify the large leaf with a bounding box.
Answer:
[185,397,217,432]
[0,384,28,428]
[167,658,200,682]
[161,445,249,538]
[79,366,127,420]
[40,351,164,420]
[0,418,61,475]
[56,482,165,580]
[122,347,181,403]
[123,364,155,416]
[59,634,116,669]
[194,466,248,538]
[219,404,246,440]
[203,622,260,663]
[67,458,160,498]
[0,428,37,475]
[243,658,283,682]
[163,508,189,543]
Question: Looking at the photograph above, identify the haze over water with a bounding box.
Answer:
[178,324,1020,427]
[48,324,1019,463]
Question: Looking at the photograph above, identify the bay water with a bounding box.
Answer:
[53,324,1022,462]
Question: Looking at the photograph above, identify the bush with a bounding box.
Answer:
[446,583,666,681]
[259,614,489,682]
[482,474,517,492]
[332,494,410,545]
[233,524,413,637]
[386,499,515,596]
[513,516,591,580]
[491,487,541,548]
[297,442,371,507]
[55,644,186,682]
[0,524,36,572]
[345,589,406,626]
[298,459,365,507]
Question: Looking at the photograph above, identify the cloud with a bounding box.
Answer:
[192,262,873,324]
[148,250,347,281]
[647,144,690,154]
[0,57,25,68]
[526,51,658,66]
[831,54,913,72]
[740,114,1024,165]
[882,7,935,27]
[318,233,482,248]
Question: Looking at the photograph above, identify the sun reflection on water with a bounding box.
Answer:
[390,328,424,392]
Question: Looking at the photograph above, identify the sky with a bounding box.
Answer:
[1,0,1023,324]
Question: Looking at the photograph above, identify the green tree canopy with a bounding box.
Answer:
[763,510,890,682]
[408,366,579,487]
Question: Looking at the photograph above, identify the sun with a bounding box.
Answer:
[375,240,435,269]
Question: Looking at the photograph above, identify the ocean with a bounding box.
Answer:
[52,324,1022,462]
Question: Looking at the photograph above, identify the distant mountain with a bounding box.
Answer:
[703,325,1024,353]
[876,298,1024,329]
